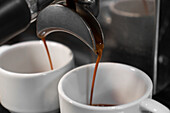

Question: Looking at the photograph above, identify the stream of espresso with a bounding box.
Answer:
[37,28,107,106]
[89,0,149,106]
[38,31,54,70]
[89,46,103,105]
[89,41,116,107]
[42,38,54,70]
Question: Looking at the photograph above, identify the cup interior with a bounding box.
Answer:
[59,63,152,106]
[0,41,73,73]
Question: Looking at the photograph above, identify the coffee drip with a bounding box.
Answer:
[42,38,54,70]
[90,48,103,105]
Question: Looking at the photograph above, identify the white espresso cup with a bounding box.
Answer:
[0,40,74,113]
[58,62,170,113]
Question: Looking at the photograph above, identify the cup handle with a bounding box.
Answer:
[140,98,170,113]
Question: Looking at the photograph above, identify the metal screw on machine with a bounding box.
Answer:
[77,0,99,17]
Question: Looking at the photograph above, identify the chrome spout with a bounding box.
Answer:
[36,3,104,53]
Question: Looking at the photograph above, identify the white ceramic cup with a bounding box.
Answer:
[0,40,74,113]
[58,62,170,113]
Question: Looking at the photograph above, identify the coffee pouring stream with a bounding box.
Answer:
[36,0,104,54]
[36,1,104,106]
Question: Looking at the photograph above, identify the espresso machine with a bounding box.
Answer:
[0,0,170,112]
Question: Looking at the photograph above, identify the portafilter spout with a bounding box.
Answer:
[36,3,104,54]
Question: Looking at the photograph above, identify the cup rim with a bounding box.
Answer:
[0,40,74,78]
[110,0,154,17]
[58,62,153,110]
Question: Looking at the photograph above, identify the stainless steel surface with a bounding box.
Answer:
[153,0,160,94]
[77,0,95,4]
[36,3,104,53]
[97,0,157,91]
[25,0,38,20]
[36,4,94,51]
